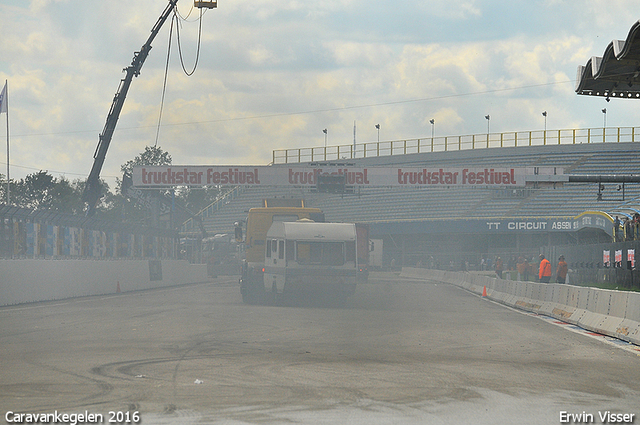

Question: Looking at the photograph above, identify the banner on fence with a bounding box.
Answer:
[132,165,563,188]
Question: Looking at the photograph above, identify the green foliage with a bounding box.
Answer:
[15,170,55,209]
[113,145,173,225]
[48,177,86,214]
[2,171,107,215]
[1,146,221,228]
[0,173,7,203]
[115,145,220,224]
[175,185,220,215]
[121,145,172,175]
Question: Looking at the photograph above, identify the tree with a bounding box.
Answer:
[121,145,172,177]
[50,178,94,215]
[1,146,220,229]
[111,145,173,226]
[175,185,221,215]
[4,171,105,214]
[114,145,220,228]
[11,171,56,209]
[0,173,10,204]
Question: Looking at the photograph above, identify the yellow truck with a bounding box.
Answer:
[238,201,324,304]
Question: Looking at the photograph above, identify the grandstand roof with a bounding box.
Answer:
[576,20,640,99]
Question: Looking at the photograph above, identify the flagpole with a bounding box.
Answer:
[5,80,9,204]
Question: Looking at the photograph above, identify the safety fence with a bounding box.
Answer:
[0,204,177,259]
[273,126,640,164]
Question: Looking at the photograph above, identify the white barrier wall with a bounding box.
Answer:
[0,259,209,306]
[400,267,640,346]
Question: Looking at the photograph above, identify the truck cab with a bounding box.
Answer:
[239,204,324,304]
[263,221,358,303]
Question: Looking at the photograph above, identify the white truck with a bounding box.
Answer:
[263,220,358,303]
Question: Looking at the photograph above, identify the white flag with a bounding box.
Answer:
[0,81,7,114]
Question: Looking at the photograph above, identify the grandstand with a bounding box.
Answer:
[188,136,640,268]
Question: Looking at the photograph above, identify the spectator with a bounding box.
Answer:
[507,255,515,271]
[516,256,526,281]
[539,254,552,283]
[556,255,568,284]
[523,257,531,281]
[495,257,503,279]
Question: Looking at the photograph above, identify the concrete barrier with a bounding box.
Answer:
[501,280,519,307]
[400,267,640,346]
[548,285,575,322]
[562,286,589,325]
[0,259,209,306]
[586,290,627,339]
[617,292,640,343]
[513,282,543,314]
[492,279,510,304]
[537,284,552,316]
[579,288,610,333]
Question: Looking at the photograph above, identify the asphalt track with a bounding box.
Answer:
[1,272,639,424]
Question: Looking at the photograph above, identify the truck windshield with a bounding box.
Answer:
[296,241,344,266]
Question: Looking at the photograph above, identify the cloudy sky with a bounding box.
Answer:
[0,0,638,189]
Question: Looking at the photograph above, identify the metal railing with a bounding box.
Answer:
[181,185,245,235]
[272,126,640,164]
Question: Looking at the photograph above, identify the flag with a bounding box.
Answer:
[0,81,7,114]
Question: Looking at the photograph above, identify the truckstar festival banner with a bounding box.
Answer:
[132,166,552,188]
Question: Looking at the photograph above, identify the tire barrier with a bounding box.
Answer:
[400,267,640,346]
[0,259,209,306]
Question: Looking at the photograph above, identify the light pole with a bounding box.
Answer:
[323,128,327,147]
[375,124,380,142]
[542,111,547,131]
[429,119,435,138]
[602,108,607,128]
[485,115,490,148]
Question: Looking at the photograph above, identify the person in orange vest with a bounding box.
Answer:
[556,255,568,284]
[538,254,552,283]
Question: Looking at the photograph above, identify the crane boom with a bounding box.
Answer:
[83,0,179,216]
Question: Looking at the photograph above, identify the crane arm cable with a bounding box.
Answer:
[155,4,204,146]
[155,16,174,147]
[174,7,204,76]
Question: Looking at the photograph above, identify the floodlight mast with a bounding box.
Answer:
[83,0,201,217]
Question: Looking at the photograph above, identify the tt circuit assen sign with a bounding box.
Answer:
[132,166,559,188]
[370,212,614,236]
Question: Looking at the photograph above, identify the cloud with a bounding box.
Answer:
[28,0,68,13]
[416,0,481,20]
[1,0,639,189]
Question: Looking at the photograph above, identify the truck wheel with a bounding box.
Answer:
[241,278,265,305]
[271,282,284,306]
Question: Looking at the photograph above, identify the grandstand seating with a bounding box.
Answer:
[194,141,640,235]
